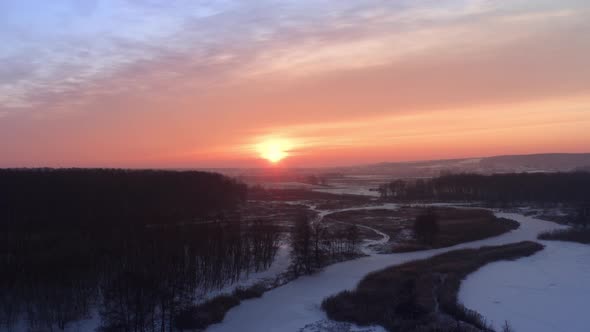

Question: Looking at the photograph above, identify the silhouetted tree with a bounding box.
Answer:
[311,221,327,268]
[378,184,389,199]
[0,169,283,332]
[573,203,590,228]
[380,172,590,206]
[413,209,439,245]
[290,213,313,276]
[345,224,361,254]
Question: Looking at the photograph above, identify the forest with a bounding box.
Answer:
[0,168,247,230]
[0,169,280,332]
[378,172,590,206]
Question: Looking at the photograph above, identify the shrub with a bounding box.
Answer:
[414,209,439,245]
[175,295,240,330]
[233,283,266,300]
[538,228,590,244]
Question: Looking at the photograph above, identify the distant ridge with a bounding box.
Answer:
[333,153,590,177]
[208,153,590,180]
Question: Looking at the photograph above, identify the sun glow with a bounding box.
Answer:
[256,138,291,163]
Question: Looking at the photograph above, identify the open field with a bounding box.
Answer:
[322,241,543,331]
[324,207,519,253]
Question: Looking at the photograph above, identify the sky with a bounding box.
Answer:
[1,0,589,168]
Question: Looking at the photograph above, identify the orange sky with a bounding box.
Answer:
[1,1,589,168]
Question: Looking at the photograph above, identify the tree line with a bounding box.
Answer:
[0,169,281,332]
[0,168,247,230]
[378,172,590,227]
[379,172,590,204]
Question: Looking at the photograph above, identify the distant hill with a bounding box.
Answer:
[480,153,590,173]
[574,165,590,172]
[333,153,590,177]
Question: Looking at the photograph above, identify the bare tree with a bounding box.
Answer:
[290,213,313,275]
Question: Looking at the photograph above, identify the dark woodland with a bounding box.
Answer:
[379,172,590,212]
[0,169,280,332]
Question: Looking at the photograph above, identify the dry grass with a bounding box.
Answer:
[248,188,371,203]
[322,241,543,332]
[325,209,407,242]
[429,213,519,249]
[325,207,519,253]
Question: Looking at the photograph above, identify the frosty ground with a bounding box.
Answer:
[205,210,585,332]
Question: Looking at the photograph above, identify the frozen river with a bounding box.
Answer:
[459,239,590,332]
[206,212,572,332]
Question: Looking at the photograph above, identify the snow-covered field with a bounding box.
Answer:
[205,212,568,332]
[459,240,590,332]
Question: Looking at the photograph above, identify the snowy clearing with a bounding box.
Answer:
[205,212,567,332]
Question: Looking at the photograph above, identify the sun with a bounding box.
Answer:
[256,138,290,163]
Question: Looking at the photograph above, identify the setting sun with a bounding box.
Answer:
[256,139,290,163]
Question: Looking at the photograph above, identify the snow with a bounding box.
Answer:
[205,212,566,332]
[298,320,386,332]
[459,240,590,332]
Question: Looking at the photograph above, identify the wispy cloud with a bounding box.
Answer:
[1,0,589,167]
[2,0,588,115]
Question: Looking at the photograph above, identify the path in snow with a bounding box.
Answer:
[312,203,398,255]
[329,221,391,255]
[459,240,590,332]
[205,212,566,332]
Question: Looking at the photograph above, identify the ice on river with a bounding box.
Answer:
[459,239,590,332]
[205,212,567,332]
